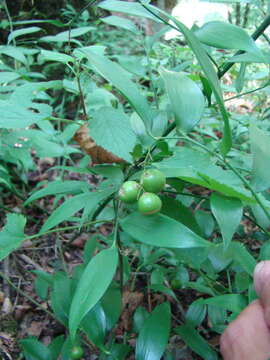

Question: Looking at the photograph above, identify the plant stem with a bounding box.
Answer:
[224,82,270,101]
[178,133,270,223]
[218,13,270,78]
[113,200,124,294]
[25,219,111,243]
[76,70,88,119]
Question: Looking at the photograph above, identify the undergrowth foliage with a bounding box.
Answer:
[0,0,270,359]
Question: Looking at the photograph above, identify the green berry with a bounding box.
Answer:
[141,169,166,193]
[138,192,162,215]
[118,181,140,204]
[70,345,84,359]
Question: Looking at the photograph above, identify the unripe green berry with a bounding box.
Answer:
[141,169,166,193]
[138,192,162,215]
[118,181,140,204]
[70,345,84,359]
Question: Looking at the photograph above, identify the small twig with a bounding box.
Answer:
[17,254,44,271]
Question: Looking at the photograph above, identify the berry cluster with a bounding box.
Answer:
[118,169,166,215]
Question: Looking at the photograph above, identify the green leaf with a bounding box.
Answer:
[0,101,51,128]
[0,214,26,261]
[175,325,217,360]
[0,45,27,64]
[20,337,51,360]
[0,71,21,83]
[210,193,243,249]
[228,51,269,63]
[101,285,122,330]
[25,180,89,205]
[90,107,137,162]
[145,3,232,154]
[157,148,254,202]
[69,247,118,340]
[198,294,247,313]
[235,63,246,93]
[250,125,270,192]
[101,15,139,33]
[8,26,42,44]
[135,302,171,360]
[40,188,113,232]
[228,242,256,276]
[81,304,106,347]
[98,0,160,21]
[195,21,261,54]
[40,26,95,43]
[121,212,212,248]
[51,272,72,326]
[39,49,74,64]
[48,335,65,360]
[186,302,207,327]
[160,69,205,133]
[160,196,202,235]
[81,50,153,130]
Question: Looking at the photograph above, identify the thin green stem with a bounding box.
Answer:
[179,133,270,223]
[113,200,124,294]
[224,81,270,102]
[3,0,14,45]
[218,14,270,78]
[25,219,111,243]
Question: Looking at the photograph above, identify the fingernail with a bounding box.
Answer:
[254,261,266,295]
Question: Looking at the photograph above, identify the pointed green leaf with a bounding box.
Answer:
[81,304,106,347]
[101,15,139,33]
[135,302,171,360]
[175,325,217,360]
[8,26,42,44]
[195,21,262,54]
[0,214,26,261]
[250,125,270,192]
[0,45,27,64]
[160,69,205,133]
[228,242,256,276]
[20,337,51,360]
[0,71,21,83]
[121,212,212,248]
[0,100,51,128]
[198,294,247,313]
[69,247,118,340]
[40,188,113,232]
[90,107,136,162]
[39,49,74,64]
[81,50,153,129]
[98,0,160,21]
[51,272,72,326]
[157,148,254,203]
[40,26,95,43]
[25,180,89,205]
[210,193,243,249]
